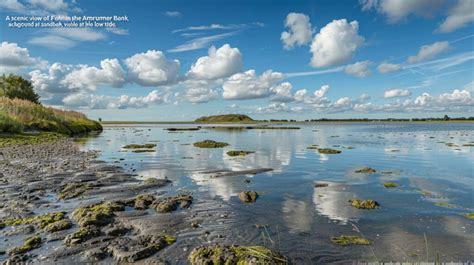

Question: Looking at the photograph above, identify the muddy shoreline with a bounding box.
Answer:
[0,138,287,264]
[0,138,192,264]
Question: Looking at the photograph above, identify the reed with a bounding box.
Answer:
[0,97,102,135]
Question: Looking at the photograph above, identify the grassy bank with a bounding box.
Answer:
[0,97,102,135]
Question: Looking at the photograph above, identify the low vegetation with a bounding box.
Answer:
[330,235,371,246]
[349,199,379,209]
[0,212,66,230]
[383,182,398,188]
[195,114,255,123]
[0,132,65,147]
[355,167,377,174]
[193,140,229,148]
[123,143,157,149]
[0,97,102,135]
[188,245,287,265]
[8,236,42,255]
[239,191,259,203]
[226,150,255,156]
[317,148,342,154]
[463,213,474,219]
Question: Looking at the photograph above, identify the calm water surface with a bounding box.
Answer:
[78,123,474,263]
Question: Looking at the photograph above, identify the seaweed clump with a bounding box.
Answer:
[383,182,398,188]
[71,201,125,227]
[58,183,93,199]
[45,219,72,233]
[0,212,65,229]
[123,143,156,149]
[330,235,371,246]
[64,226,101,246]
[188,245,287,265]
[226,150,255,157]
[317,148,341,154]
[349,199,379,209]
[7,236,42,255]
[193,140,229,148]
[238,191,259,203]
[355,167,376,174]
[152,194,193,213]
[463,213,474,219]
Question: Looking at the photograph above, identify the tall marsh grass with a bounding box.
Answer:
[0,97,102,135]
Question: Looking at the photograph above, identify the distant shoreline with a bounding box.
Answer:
[100,119,474,125]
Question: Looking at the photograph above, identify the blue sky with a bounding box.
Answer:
[0,0,473,121]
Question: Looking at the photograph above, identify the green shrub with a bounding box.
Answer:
[0,74,40,104]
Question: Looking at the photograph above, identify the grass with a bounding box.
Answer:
[0,97,101,135]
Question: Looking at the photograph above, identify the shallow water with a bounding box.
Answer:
[78,123,474,263]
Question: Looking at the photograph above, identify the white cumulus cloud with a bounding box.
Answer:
[281,12,313,50]
[222,70,284,100]
[62,59,126,90]
[125,50,180,86]
[187,44,242,80]
[310,19,364,68]
[0,41,34,73]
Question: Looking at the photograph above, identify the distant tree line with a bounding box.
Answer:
[260,116,474,122]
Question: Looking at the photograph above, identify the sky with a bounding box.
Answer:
[0,0,473,121]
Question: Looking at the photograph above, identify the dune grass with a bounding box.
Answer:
[0,97,102,135]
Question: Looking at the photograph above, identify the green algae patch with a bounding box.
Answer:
[0,132,65,147]
[383,182,398,188]
[123,143,156,149]
[132,149,155,153]
[163,235,176,245]
[330,235,371,246]
[152,194,193,213]
[349,199,379,209]
[58,183,93,200]
[71,201,125,227]
[226,150,255,157]
[193,140,229,148]
[418,190,445,199]
[355,167,376,174]
[45,219,72,233]
[133,194,156,210]
[462,213,474,219]
[238,191,259,203]
[0,212,65,229]
[435,202,460,209]
[317,148,341,154]
[188,245,287,265]
[64,226,100,246]
[8,236,42,255]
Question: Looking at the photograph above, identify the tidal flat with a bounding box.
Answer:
[0,122,473,263]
